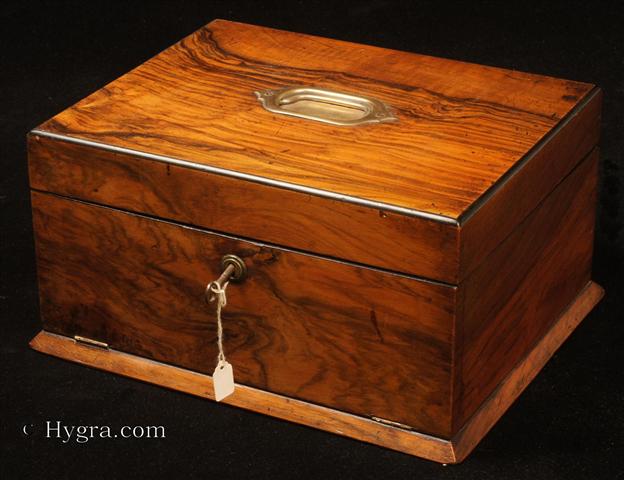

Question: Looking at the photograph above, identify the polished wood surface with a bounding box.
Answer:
[28,134,459,283]
[35,19,595,220]
[29,20,602,284]
[459,90,602,279]
[29,281,603,463]
[454,149,599,429]
[31,190,457,437]
[27,19,604,461]
[451,281,604,462]
[30,330,456,464]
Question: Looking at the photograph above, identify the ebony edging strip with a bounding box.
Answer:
[28,129,458,225]
[30,87,598,227]
[458,87,601,225]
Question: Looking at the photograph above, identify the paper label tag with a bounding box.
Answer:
[213,360,235,401]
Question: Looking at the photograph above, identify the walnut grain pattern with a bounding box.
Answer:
[32,191,457,437]
[37,20,595,219]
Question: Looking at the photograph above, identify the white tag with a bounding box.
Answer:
[212,360,235,401]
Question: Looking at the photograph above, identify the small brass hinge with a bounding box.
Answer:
[370,416,414,431]
[73,335,109,349]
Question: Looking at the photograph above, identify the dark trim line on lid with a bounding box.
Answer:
[30,87,599,228]
[457,86,601,225]
[28,129,459,226]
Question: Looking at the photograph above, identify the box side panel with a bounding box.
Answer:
[451,282,603,462]
[27,134,460,283]
[31,191,456,437]
[459,89,601,281]
[454,149,599,432]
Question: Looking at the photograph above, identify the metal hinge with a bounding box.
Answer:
[73,335,109,349]
[370,416,414,431]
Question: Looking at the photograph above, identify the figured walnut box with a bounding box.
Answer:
[28,20,603,463]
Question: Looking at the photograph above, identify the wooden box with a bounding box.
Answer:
[28,20,603,463]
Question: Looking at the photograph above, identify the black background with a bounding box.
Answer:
[1,1,623,478]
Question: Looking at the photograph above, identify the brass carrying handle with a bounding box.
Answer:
[205,255,247,303]
[254,86,397,126]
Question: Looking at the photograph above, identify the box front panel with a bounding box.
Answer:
[31,191,456,437]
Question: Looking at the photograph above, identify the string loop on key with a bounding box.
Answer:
[204,254,247,402]
[206,280,228,364]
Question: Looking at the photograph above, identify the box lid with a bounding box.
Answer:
[30,20,601,284]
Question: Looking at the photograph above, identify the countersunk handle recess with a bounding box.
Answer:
[254,86,398,126]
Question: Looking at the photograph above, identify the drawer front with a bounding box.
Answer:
[31,191,456,437]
